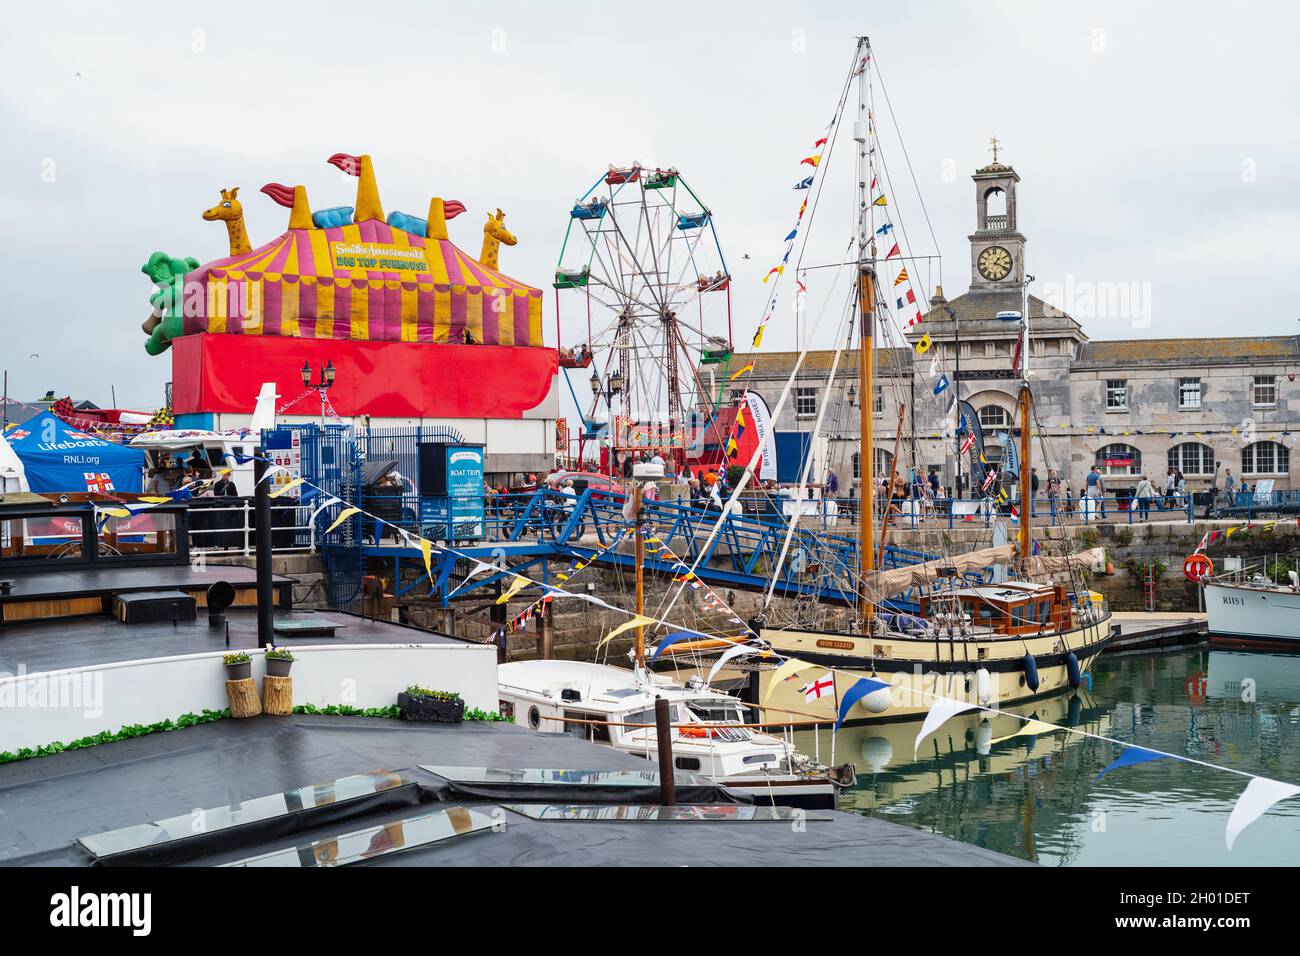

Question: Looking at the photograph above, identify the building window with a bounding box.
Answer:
[1253,375,1278,408]
[1242,441,1289,475]
[795,387,816,418]
[851,452,859,479]
[1178,378,1201,410]
[873,448,893,478]
[1105,380,1128,411]
[978,405,1010,429]
[873,385,883,416]
[1167,442,1214,476]
[1097,443,1141,477]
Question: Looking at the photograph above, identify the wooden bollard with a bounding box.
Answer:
[655,697,675,806]
[263,675,293,716]
[226,678,262,718]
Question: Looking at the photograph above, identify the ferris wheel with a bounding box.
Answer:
[554,164,733,466]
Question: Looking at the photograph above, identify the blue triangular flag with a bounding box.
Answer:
[1094,745,1175,781]
[793,176,813,189]
[836,677,890,730]
[784,229,797,241]
[649,631,706,661]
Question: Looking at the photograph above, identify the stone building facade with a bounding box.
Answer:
[726,157,1299,495]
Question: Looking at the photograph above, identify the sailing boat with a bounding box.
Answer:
[698,37,1112,725]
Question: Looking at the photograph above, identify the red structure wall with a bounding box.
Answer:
[171,333,557,419]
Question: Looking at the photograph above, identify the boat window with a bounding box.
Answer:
[687,702,743,724]
[674,757,702,771]
[1011,604,1024,625]
[563,711,610,743]
[1038,601,1051,623]
[621,706,679,731]
[742,754,779,765]
[977,604,995,620]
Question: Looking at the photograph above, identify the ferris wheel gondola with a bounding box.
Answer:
[554,165,733,469]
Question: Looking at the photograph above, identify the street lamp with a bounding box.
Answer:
[301,360,336,428]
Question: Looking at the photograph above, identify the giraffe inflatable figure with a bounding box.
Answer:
[202,187,251,256]
[480,209,517,271]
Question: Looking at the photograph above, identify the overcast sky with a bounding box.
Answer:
[3,1,1298,411]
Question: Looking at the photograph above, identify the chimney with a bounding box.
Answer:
[930,284,947,307]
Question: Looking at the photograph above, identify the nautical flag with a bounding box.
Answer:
[932,375,950,396]
[784,229,797,241]
[800,672,836,703]
[83,472,114,494]
[885,243,901,259]
[764,266,783,282]
[752,326,765,348]
[801,155,821,167]
[1032,539,1041,556]
[795,279,807,294]
[872,195,888,206]
[894,268,909,286]
[730,364,753,380]
[798,199,808,216]
[793,176,814,189]
[895,289,916,309]
[813,136,828,148]
[915,333,932,354]
[875,223,892,235]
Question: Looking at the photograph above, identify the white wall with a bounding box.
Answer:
[0,643,497,756]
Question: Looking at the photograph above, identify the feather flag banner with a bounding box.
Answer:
[763,658,820,702]
[1225,777,1300,851]
[323,506,361,535]
[596,614,656,650]
[914,697,979,757]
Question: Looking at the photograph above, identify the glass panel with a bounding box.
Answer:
[1,515,85,561]
[420,766,706,787]
[502,804,830,823]
[96,510,179,557]
[78,771,409,859]
[225,806,498,867]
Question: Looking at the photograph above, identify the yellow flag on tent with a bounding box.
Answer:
[324,506,361,535]
[762,658,819,702]
[496,575,529,605]
[269,477,304,498]
[596,614,656,651]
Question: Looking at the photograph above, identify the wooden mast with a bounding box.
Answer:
[856,36,875,630]
[1018,383,1032,562]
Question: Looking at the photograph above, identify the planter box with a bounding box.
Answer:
[224,661,252,682]
[265,657,294,678]
[398,692,464,723]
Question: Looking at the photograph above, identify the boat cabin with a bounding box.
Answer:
[919,581,1075,636]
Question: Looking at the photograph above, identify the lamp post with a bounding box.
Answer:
[590,368,624,484]
[301,360,336,429]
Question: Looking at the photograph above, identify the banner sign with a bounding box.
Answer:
[329,241,430,275]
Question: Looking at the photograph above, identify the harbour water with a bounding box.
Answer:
[798,647,1300,865]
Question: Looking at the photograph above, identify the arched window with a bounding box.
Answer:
[1167,443,1214,476]
[851,452,859,480]
[1097,443,1141,477]
[978,405,1010,430]
[1242,441,1290,475]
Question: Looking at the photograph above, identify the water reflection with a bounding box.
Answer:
[801,649,1300,865]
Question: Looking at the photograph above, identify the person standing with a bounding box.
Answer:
[1133,474,1155,522]
[1223,468,1238,508]
[1085,466,1106,519]
[1030,467,1040,499]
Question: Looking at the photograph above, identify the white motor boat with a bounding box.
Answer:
[497,659,851,809]
[1206,572,1300,648]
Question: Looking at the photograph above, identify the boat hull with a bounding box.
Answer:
[1206,582,1300,647]
[756,615,1112,725]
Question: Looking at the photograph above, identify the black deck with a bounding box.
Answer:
[0,716,1026,867]
[0,607,462,675]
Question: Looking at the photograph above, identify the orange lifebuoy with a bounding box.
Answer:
[1183,553,1214,583]
[678,726,715,739]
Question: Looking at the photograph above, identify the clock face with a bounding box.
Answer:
[978,246,1013,281]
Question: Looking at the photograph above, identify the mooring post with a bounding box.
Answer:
[655,697,675,806]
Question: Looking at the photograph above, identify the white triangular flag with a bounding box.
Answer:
[1225,777,1300,851]
[706,642,760,685]
[914,697,978,758]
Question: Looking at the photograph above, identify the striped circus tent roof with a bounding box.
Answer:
[184,219,544,347]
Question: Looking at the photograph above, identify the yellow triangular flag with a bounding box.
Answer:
[496,575,529,605]
[763,658,819,702]
[269,477,304,498]
[97,506,130,518]
[139,496,171,504]
[596,614,657,651]
[324,506,361,535]
[729,364,754,380]
[419,538,434,584]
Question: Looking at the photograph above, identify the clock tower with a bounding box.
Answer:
[968,138,1026,292]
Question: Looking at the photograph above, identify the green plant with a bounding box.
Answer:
[0,709,230,766]
[404,685,462,702]
[1079,527,1100,549]
[265,646,295,661]
[223,652,251,665]
[294,704,401,718]
[725,465,745,488]
[1112,527,1133,547]
[464,707,513,722]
